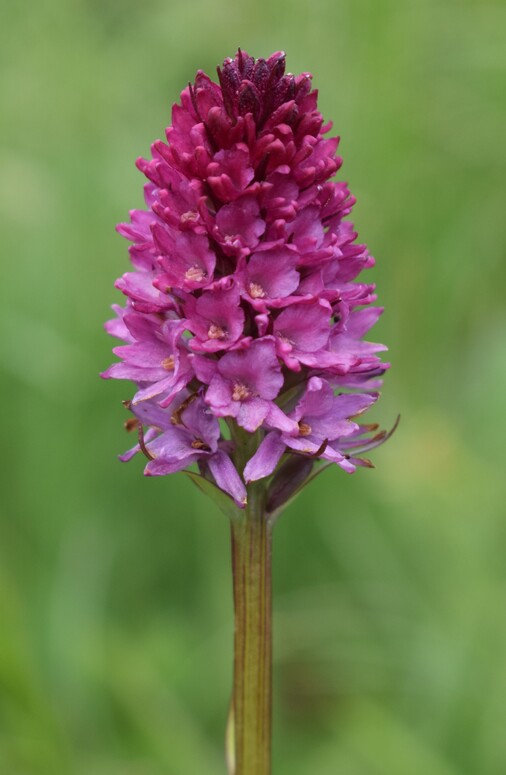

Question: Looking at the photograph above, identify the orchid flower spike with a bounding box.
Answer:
[103,50,392,513]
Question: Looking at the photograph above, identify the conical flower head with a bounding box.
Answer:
[103,50,391,511]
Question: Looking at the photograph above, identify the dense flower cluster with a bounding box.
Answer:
[103,50,389,508]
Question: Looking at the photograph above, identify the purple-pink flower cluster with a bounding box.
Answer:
[103,50,389,508]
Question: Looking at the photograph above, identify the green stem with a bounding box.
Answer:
[231,486,272,775]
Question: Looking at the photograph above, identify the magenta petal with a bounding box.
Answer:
[154,227,216,289]
[244,433,285,482]
[119,427,158,462]
[274,301,331,353]
[186,283,245,351]
[322,448,356,473]
[119,445,141,463]
[331,392,378,420]
[104,305,133,342]
[130,399,173,430]
[146,455,199,476]
[217,339,283,400]
[112,341,170,369]
[236,397,270,432]
[208,450,247,507]
[147,426,195,461]
[293,378,355,439]
[265,402,299,435]
[101,362,163,382]
[192,354,218,385]
[133,373,182,405]
[206,374,233,409]
[115,271,174,312]
[181,398,220,451]
[294,376,333,419]
[245,248,300,301]
[207,147,254,200]
[345,307,384,337]
[215,194,265,250]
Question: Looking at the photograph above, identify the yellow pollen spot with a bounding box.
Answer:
[298,422,312,437]
[232,383,251,401]
[249,282,266,299]
[180,210,198,224]
[161,356,175,371]
[185,265,205,282]
[208,324,226,340]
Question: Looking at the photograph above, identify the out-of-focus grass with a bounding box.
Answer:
[1,0,505,772]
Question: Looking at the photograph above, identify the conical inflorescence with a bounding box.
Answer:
[103,50,390,508]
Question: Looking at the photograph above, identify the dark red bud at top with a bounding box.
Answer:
[237,48,255,79]
[252,58,270,93]
[295,74,312,104]
[188,82,201,121]
[267,51,286,79]
[217,59,241,118]
[270,75,295,112]
[215,52,311,130]
[218,59,239,88]
[238,81,261,121]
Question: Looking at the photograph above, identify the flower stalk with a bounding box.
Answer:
[231,485,272,775]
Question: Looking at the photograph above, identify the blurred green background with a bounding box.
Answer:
[1,0,505,772]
